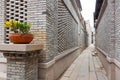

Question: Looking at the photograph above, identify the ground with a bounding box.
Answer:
[59,44,108,80]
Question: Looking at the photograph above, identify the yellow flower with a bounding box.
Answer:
[4,21,12,28]
[10,20,17,26]
[9,20,13,23]
[13,20,17,26]
[4,20,31,34]
[4,20,19,28]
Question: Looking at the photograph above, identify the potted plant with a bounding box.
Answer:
[4,20,33,44]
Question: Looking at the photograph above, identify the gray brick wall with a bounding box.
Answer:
[0,0,5,43]
[27,0,47,45]
[27,0,56,62]
[115,0,120,61]
[81,29,86,49]
[27,0,58,62]
[0,0,5,61]
[58,0,78,53]
[4,50,39,80]
[46,0,58,60]
[28,0,80,61]
[96,0,115,58]
[96,0,120,61]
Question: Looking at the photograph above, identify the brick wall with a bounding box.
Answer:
[115,0,120,61]
[46,0,58,60]
[96,0,120,61]
[0,0,85,62]
[80,28,86,49]
[0,0,5,61]
[27,0,58,62]
[77,22,86,50]
[28,0,80,61]
[0,0,5,43]
[96,0,115,57]
[27,0,47,46]
[27,0,54,62]
[95,0,120,80]
[2,48,40,80]
[58,0,78,53]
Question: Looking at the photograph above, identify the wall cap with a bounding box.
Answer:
[0,44,43,51]
[97,47,120,68]
[39,47,79,68]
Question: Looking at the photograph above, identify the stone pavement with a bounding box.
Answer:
[59,44,108,80]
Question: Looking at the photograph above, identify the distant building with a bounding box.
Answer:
[91,31,95,44]
[85,20,92,46]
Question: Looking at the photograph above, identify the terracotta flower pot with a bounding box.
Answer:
[9,33,33,44]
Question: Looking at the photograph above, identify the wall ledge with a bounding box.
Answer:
[39,59,55,68]
[0,44,43,51]
[97,47,120,69]
[0,58,7,63]
[107,56,120,69]
[55,47,79,61]
[97,47,108,57]
[114,59,120,68]
[39,47,79,68]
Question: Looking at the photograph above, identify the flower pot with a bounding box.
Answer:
[9,33,33,44]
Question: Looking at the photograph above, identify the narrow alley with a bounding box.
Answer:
[59,45,108,80]
[1,0,120,80]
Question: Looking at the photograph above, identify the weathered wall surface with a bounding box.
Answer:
[27,0,86,62]
[27,0,47,47]
[63,0,86,51]
[0,0,5,43]
[95,0,115,79]
[95,0,120,80]
[80,28,86,50]
[0,0,5,63]
[96,0,120,63]
[86,21,92,46]
[27,0,58,62]
[115,0,120,62]
[96,0,114,57]
[58,0,78,53]
[46,0,58,61]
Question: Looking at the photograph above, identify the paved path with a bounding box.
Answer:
[59,45,108,80]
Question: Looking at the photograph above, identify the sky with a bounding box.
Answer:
[80,0,96,31]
